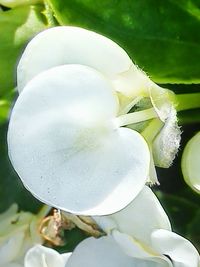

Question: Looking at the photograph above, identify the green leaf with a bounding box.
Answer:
[0,123,42,213]
[0,5,48,98]
[48,0,200,84]
[0,0,42,8]
[187,209,200,251]
[178,109,200,125]
[0,89,16,124]
[155,190,199,236]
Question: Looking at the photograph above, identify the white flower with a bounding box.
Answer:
[8,26,153,216]
[65,187,200,267]
[93,186,171,246]
[24,245,71,267]
[182,131,200,193]
[8,26,180,215]
[0,204,49,267]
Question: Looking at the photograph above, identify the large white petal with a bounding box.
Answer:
[24,245,71,267]
[151,229,200,267]
[94,186,171,246]
[181,132,200,193]
[8,64,150,215]
[17,26,148,97]
[66,235,167,267]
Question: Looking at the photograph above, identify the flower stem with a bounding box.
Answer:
[120,96,143,115]
[116,108,157,127]
[176,93,200,112]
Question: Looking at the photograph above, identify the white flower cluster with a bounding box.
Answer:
[2,188,199,267]
[6,26,199,266]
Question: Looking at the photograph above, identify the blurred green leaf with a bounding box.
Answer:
[0,0,42,8]
[155,190,199,236]
[0,89,16,123]
[187,209,200,251]
[0,5,48,98]
[48,0,200,84]
[178,109,200,125]
[0,123,42,213]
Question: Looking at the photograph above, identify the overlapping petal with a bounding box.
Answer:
[66,235,169,267]
[24,245,71,267]
[151,229,200,267]
[17,26,147,98]
[8,64,150,215]
[93,186,171,246]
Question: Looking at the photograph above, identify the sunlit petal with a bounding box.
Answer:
[8,64,150,215]
[151,229,200,267]
[66,235,168,267]
[17,26,148,98]
[112,230,172,267]
[94,186,171,246]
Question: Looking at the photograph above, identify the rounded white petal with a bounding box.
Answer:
[181,132,200,193]
[94,186,171,246]
[112,230,153,258]
[112,231,172,267]
[151,229,200,267]
[24,245,70,267]
[8,64,150,215]
[66,235,167,267]
[17,26,147,97]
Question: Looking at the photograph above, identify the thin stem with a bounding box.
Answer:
[120,96,143,115]
[176,93,200,112]
[44,1,56,27]
[116,108,157,127]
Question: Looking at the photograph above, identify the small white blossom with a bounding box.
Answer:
[24,245,71,267]
[0,204,49,267]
